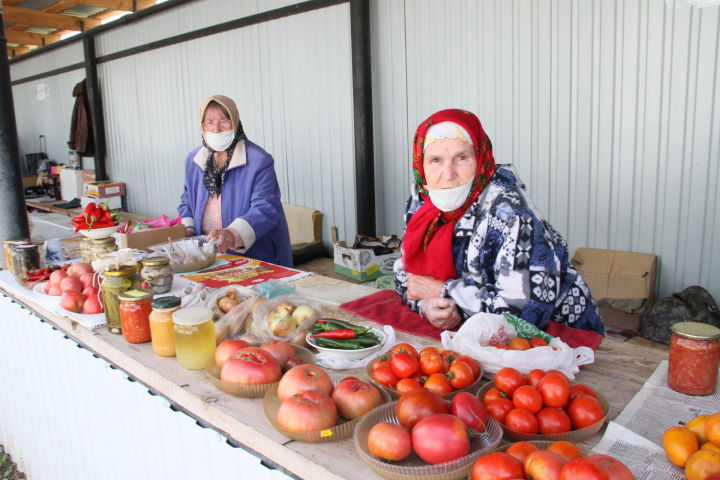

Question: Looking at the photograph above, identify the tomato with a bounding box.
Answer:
[450,392,488,431]
[494,367,527,396]
[560,454,634,480]
[453,355,481,379]
[424,373,453,395]
[260,340,294,367]
[395,388,449,429]
[685,450,720,480]
[686,414,711,444]
[367,422,412,461]
[568,395,605,429]
[283,355,305,371]
[537,373,570,408]
[371,364,400,388]
[371,355,391,372]
[395,378,423,395]
[505,408,539,434]
[440,349,459,363]
[482,387,506,405]
[508,337,531,350]
[568,383,599,403]
[419,351,444,376]
[546,369,567,379]
[391,343,418,357]
[331,379,382,420]
[490,343,509,349]
[412,414,470,465]
[215,339,251,368]
[505,441,539,464]
[527,369,546,387]
[663,426,699,467]
[512,385,543,414]
[276,390,337,432]
[471,452,524,480]
[277,364,334,401]
[448,361,475,389]
[529,337,548,347]
[390,352,420,378]
[220,347,282,385]
[706,413,720,446]
[547,441,584,461]
[702,442,720,455]
[419,346,440,356]
[486,398,514,424]
[536,407,572,434]
[524,450,567,480]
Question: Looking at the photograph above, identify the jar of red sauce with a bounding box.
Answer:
[119,289,154,343]
[667,321,720,396]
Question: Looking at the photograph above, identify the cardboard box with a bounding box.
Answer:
[571,248,657,313]
[116,224,185,252]
[84,181,126,198]
[83,169,96,183]
[81,195,122,210]
[60,169,84,200]
[334,239,401,282]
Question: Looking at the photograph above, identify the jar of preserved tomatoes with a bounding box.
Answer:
[118,289,153,343]
[667,321,720,396]
[149,295,180,357]
[173,307,216,370]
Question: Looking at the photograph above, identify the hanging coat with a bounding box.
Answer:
[68,79,94,156]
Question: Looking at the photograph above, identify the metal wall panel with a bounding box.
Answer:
[9,42,84,80]
[371,0,720,300]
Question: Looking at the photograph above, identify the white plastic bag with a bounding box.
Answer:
[440,312,594,380]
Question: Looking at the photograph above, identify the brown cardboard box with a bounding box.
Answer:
[571,248,657,313]
[84,181,126,198]
[117,224,185,252]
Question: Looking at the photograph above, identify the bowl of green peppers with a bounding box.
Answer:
[306,318,385,361]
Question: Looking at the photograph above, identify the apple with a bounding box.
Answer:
[291,305,318,326]
[60,290,86,313]
[215,339,252,368]
[524,450,567,480]
[82,294,103,314]
[60,276,83,293]
[67,262,93,278]
[274,301,296,315]
[49,270,68,286]
[79,272,98,290]
[268,311,296,337]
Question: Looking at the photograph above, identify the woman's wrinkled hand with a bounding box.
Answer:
[407,274,444,301]
[184,226,195,237]
[419,297,461,330]
[208,228,236,253]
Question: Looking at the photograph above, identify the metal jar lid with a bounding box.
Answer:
[118,289,153,302]
[142,256,170,267]
[172,306,213,326]
[152,295,181,309]
[103,265,137,277]
[671,321,720,341]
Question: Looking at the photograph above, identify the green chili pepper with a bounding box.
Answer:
[314,337,365,350]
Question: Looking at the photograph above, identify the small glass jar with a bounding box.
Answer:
[141,256,174,294]
[119,289,153,343]
[90,237,118,262]
[173,307,216,370]
[12,244,41,282]
[668,321,720,396]
[101,265,138,334]
[149,296,181,357]
[80,238,94,264]
[3,238,29,272]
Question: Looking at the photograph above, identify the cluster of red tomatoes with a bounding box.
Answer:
[490,336,549,350]
[471,440,633,479]
[482,367,605,435]
[370,344,481,395]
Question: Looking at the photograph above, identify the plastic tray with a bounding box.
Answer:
[353,401,503,480]
[204,344,315,398]
[476,381,610,442]
[263,372,391,443]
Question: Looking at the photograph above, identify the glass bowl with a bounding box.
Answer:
[263,372,391,443]
[476,381,610,442]
[306,327,386,361]
[353,401,503,480]
[204,344,315,398]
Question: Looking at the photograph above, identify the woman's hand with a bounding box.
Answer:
[184,226,195,237]
[208,229,238,253]
[419,297,461,330]
[407,274,444,301]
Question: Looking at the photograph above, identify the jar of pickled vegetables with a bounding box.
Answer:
[119,289,153,343]
[101,265,138,334]
[141,256,173,294]
[3,238,29,272]
[668,321,720,396]
[12,244,40,282]
[149,296,180,357]
[90,237,118,262]
[173,307,216,370]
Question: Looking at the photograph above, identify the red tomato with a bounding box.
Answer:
[395,378,423,395]
[490,343,509,350]
[546,369,568,379]
[331,379,382,420]
[450,392,488,431]
[537,373,571,408]
[482,387,506,404]
[569,383,599,403]
[471,452,524,480]
[524,450,568,480]
[277,364,333,401]
[453,355,481,379]
[568,395,605,429]
[283,355,305,371]
[529,337,548,347]
[259,340,294,367]
[412,414,470,465]
[371,364,400,388]
[440,349,459,363]
[424,373,453,395]
[215,339,251,368]
[547,441,584,462]
[536,407,572,434]
[419,351,444,376]
[505,408,539,434]
[486,398,514,424]
[494,367,527,396]
[371,356,391,372]
[560,454,634,480]
[390,352,420,378]
[367,422,412,461]
[527,369,546,387]
[276,390,337,432]
[505,441,539,464]
[448,361,475,389]
[512,385,543,414]
[419,346,439,357]
[395,388,449,429]
[391,343,418,357]
[220,347,282,385]
[508,337,531,350]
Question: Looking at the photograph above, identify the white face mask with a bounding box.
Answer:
[425,180,474,212]
[204,130,234,152]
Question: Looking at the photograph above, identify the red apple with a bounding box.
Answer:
[49,270,68,286]
[524,450,567,480]
[60,291,86,313]
[60,276,83,293]
[82,294,103,314]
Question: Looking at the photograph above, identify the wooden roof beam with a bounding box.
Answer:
[4,29,62,47]
[3,6,102,31]
[7,45,32,57]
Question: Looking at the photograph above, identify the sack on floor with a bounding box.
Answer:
[640,286,720,344]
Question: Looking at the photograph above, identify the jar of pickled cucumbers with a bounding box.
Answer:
[101,265,138,334]
[173,307,216,370]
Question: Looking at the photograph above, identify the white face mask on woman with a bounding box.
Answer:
[425,180,474,212]
[204,130,234,152]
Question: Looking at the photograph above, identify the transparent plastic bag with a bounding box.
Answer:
[203,285,264,342]
[250,294,322,345]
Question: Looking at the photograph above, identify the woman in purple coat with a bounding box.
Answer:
[178,95,293,267]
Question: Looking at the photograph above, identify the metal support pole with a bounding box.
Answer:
[350,0,375,236]
[83,34,108,181]
[0,9,31,243]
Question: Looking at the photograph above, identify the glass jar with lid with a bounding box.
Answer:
[12,244,41,283]
[101,265,139,334]
[667,321,720,396]
[149,296,181,357]
[3,238,29,272]
[119,289,153,343]
[90,237,118,262]
[141,256,174,294]
[173,307,216,370]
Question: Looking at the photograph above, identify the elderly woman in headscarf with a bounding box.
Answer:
[394,109,604,334]
[178,95,292,267]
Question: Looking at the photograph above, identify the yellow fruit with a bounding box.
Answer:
[701,442,720,455]
[685,449,720,480]
[664,426,699,467]
[687,415,711,444]
[706,413,720,446]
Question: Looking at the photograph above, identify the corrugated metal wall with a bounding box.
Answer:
[371,0,720,300]
[0,294,290,480]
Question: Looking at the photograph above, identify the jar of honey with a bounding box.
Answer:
[173,307,216,370]
[668,321,720,396]
[119,289,153,343]
[149,296,180,357]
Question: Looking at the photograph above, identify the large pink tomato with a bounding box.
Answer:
[277,364,334,401]
[412,414,470,465]
[220,347,281,385]
[367,422,412,461]
[276,390,337,432]
[331,378,382,420]
[260,340,295,367]
[450,392,488,432]
[215,339,251,368]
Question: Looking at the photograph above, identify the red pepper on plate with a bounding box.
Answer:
[311,330,356,339]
